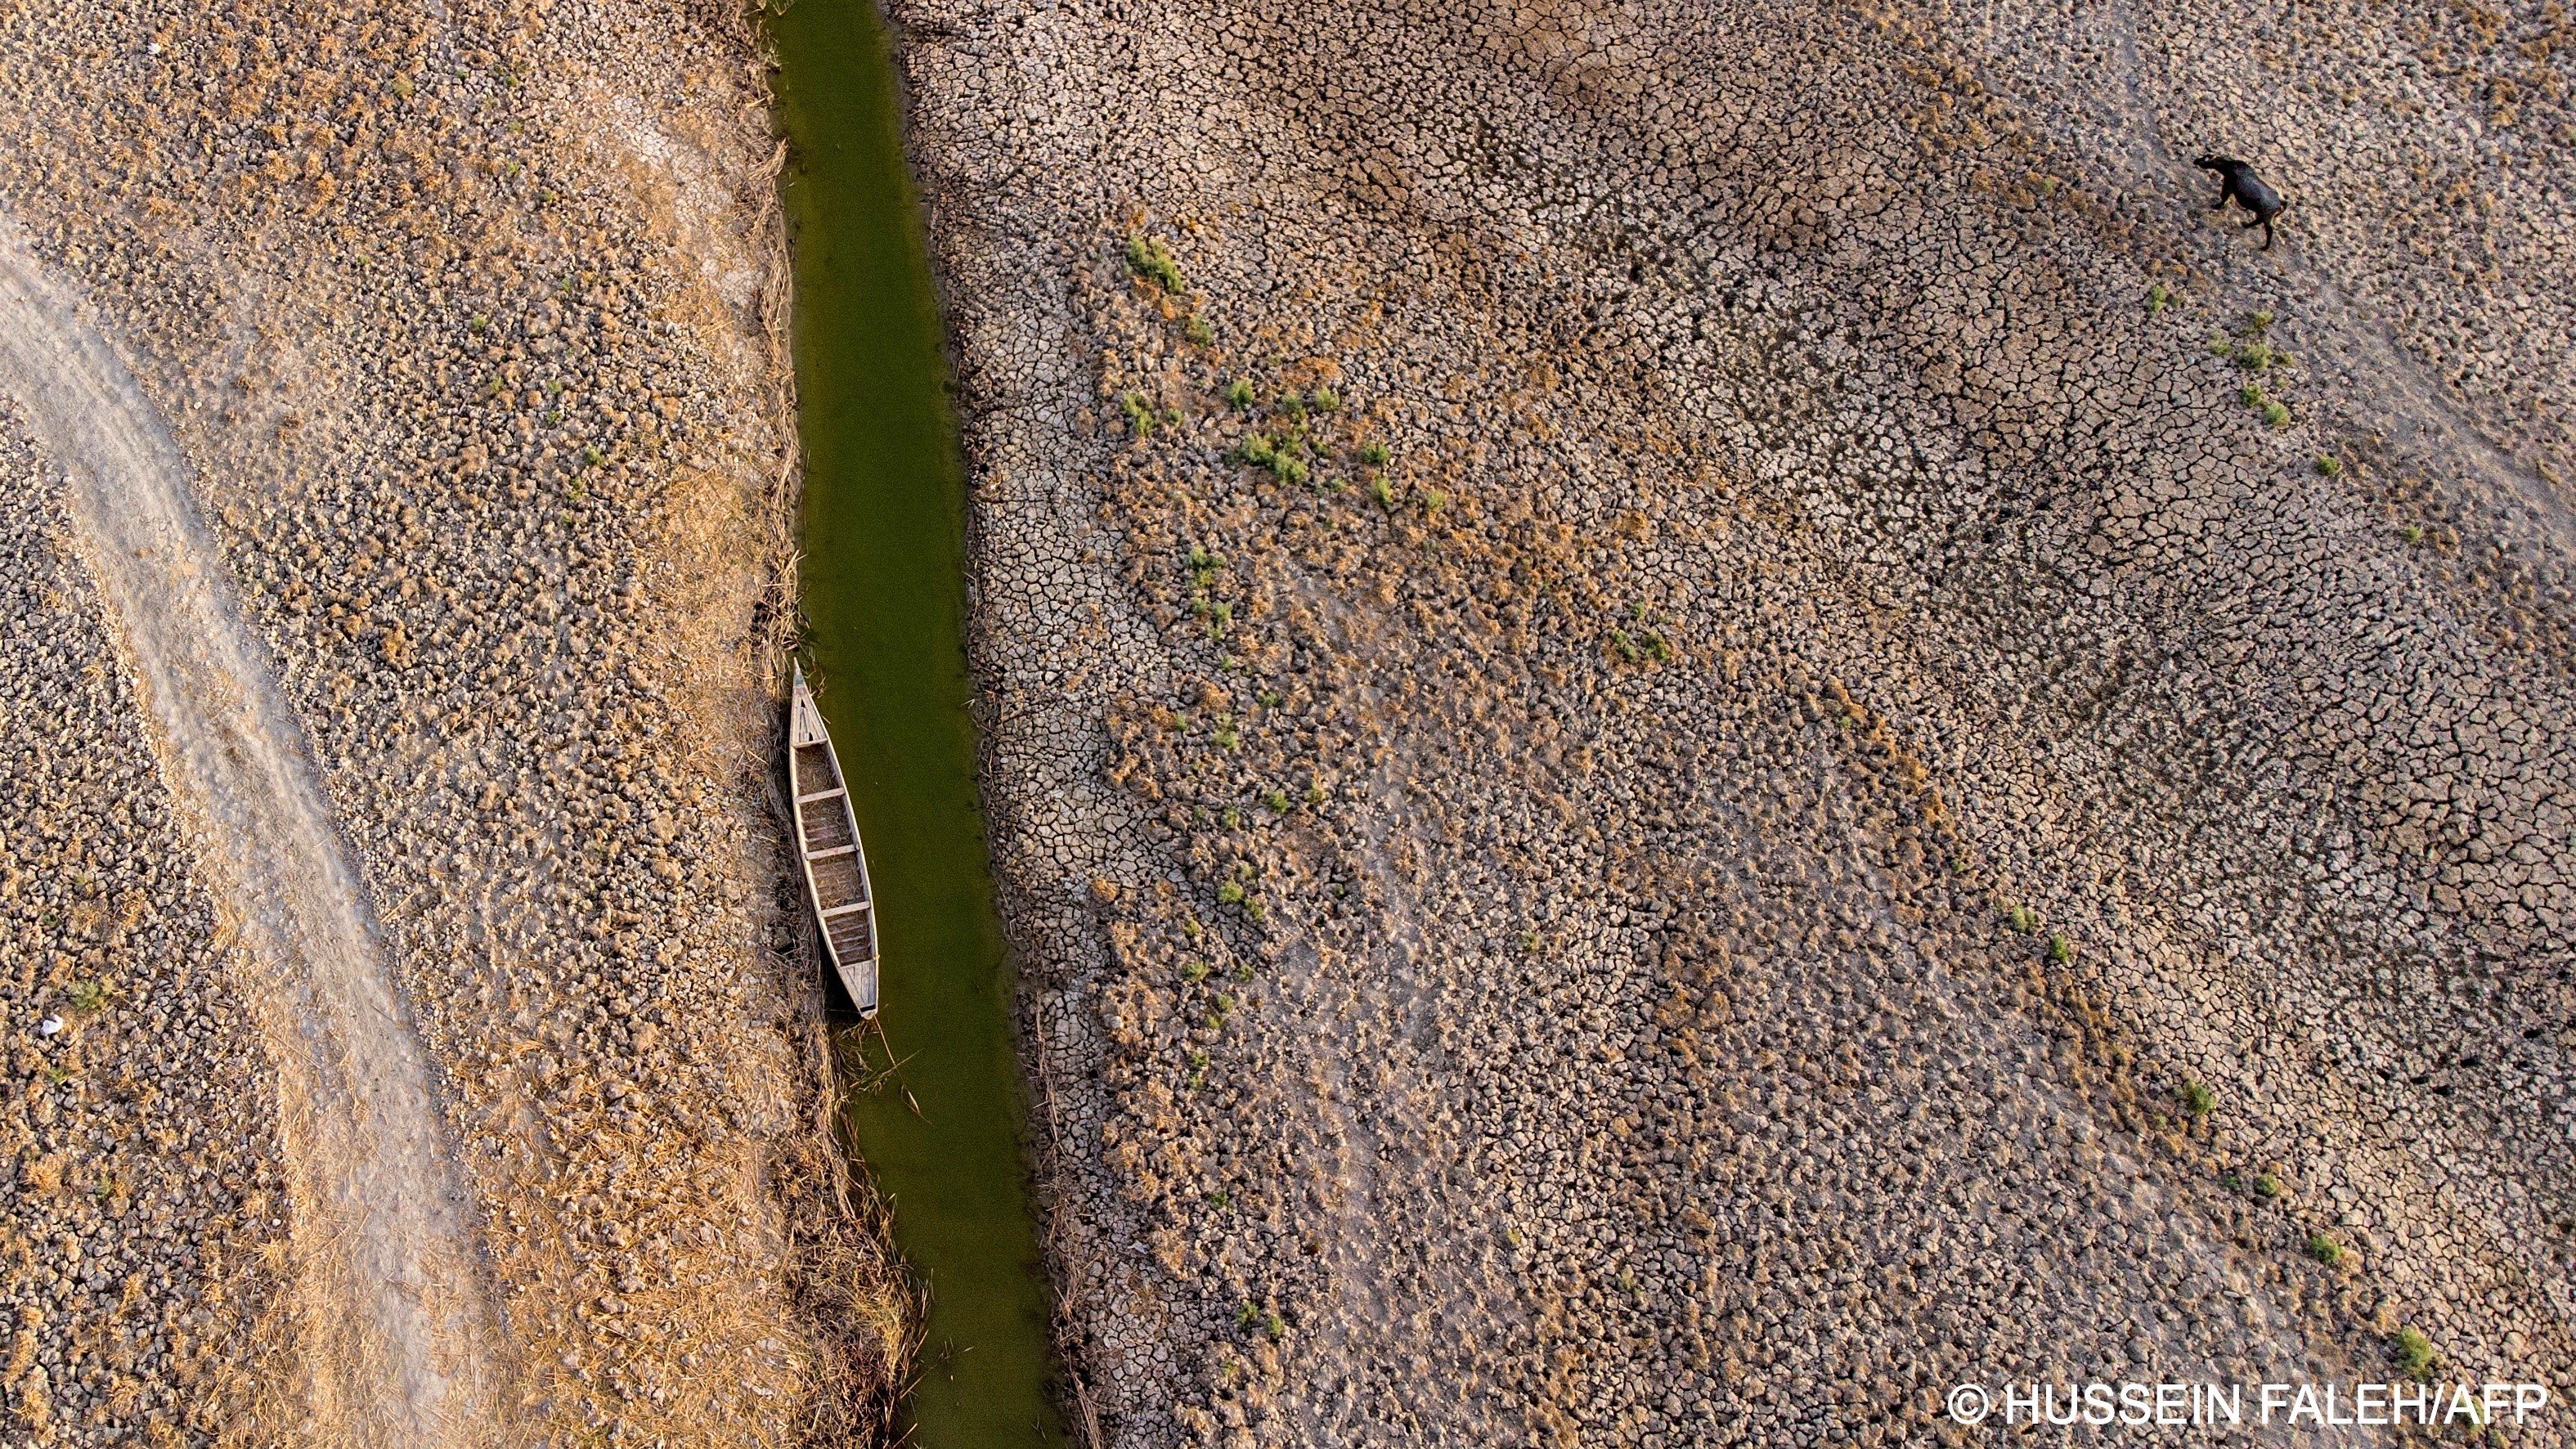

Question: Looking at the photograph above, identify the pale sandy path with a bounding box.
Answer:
[0,216,503,1446]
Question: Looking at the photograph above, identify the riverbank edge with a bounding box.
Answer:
[718,3,916,1435]
[859,7,1135,1440]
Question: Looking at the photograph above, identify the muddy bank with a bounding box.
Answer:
[887,0,2574,1442]
[0,0,897,1442]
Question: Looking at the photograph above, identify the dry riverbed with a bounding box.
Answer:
[890,0,2576,1442]
[4,0,2573,1442]
[0,0,897,1442]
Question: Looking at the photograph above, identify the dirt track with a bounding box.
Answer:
[0,212,502,1446]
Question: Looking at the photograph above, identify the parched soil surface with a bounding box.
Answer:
[888,0,2576,1442]
[0,0,897,1443]
[0,216,500,1442]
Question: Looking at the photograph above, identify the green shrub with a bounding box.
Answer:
[1214,724,1239,750]
[69,980,110,1012]
[2252,1172,2282,1200]
[1218,880,1245,905]
[2304,1233,2344,1267]
[2004,903,2039,934]
[2046,933,2073,963]
[2400,523,2424,544]
[1358,441,1389,467]
[1371,477,1394,508]
[2314,455,2341,476]
[1220,807,1240,829]
[1224,378,1255,409]
[1209,1188,1232,1210]
[1122,391,1156,437]
[2181,1080,2215,1117]
[1312,385,1340,411]
[1425,489,1449,513]
[1126,234,1185,291]
[1183,960,1210,982]
[1263,788,1289,813]
[2147,282,2170,314]
[1186,316,1213,346]
[2394,1327,2435,1380]
[2262,401,2291,428]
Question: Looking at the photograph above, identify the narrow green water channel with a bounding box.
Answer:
[765,2,1066,1443]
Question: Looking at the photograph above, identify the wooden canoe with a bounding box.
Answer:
[788,665,880,1017]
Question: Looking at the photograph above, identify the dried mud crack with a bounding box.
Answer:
[0,214,501,1445]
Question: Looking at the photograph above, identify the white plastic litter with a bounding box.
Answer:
[37,1015,63,1036]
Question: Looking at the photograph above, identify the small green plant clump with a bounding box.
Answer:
[1122,390,1156,438]
[2314,455,2342,477]
[1262,788,1290,813]
[2393,1327,2436,1380]
[2147,282,2170,314]
[1370,477,1395,508]
[2400,523,2426,545]
[1218,880,1246,905]
[2237,382,2291,427]
[1358,440,1389,468]
[2004,903,2040,934]
[1126,233,1185,292]
[2251,1171,2283,1200]
[69,979,111,1012]
[1185,316,1213,346]
[2180,1079,2216,1117]
[1183,959,1210,982]
[1224,378,1255,409]
[2046,933,2074,964]
[2305,1233,2345,1267]
[1235,433,1309,487]
[1311,385,1340,412]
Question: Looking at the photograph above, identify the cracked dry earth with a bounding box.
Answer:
[887,0,2576,1443]
[0,214,502,1442]
[0,0,895,1443]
